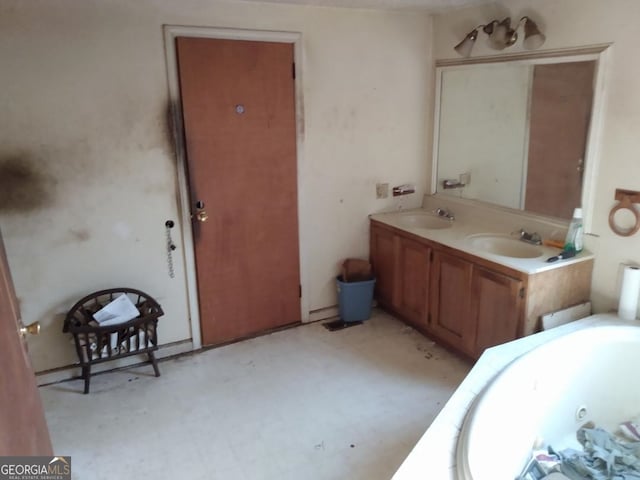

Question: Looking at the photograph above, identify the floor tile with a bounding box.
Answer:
[41,310,471,480]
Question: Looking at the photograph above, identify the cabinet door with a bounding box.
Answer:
[397,236,430,328]
[370,225,398,309]
[429,251,474,355]
[471,266,523,357]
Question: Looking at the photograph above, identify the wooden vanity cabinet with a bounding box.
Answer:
[370,220,592,360]
[469,265,524,357]
[429,250,475,356]
[369,224,398,309]
[397,236,431,329]
[429,251,524,357]
[370,225,430,328]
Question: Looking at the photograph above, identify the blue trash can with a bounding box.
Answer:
[337,276,376,322]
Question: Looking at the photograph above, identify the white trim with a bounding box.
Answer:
[519,65,534,210]
[436,44,611,67]
[430,68,443,195]
[431,45,611,227]
[162,26,309,348]
[581,45,611,234]
[308,306,339,322]
[35,340,194,387]
[437,52,603,71]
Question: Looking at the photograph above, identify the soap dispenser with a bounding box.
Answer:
[564,208,584,253]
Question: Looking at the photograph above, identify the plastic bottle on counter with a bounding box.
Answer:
[564,208,584,253]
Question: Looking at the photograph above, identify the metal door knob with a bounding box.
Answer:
[195,210,208,222]
[20,322,40,337]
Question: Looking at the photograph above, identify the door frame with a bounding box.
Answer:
[163,25,308,350]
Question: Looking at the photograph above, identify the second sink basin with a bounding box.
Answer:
[466,234,543,259]
[396,212,453,230]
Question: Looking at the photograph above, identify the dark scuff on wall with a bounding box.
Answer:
[0,154,57,213]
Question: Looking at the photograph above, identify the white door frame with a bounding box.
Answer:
[163,25,309,350]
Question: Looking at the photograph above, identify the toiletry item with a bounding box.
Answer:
[618,265,640,320]
[546,249,576,263]
[564,208,584,253]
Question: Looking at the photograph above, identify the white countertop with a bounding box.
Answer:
[370,208,593,275]
[391,313,623,480]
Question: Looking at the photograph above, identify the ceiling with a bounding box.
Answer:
[239,0,495,12]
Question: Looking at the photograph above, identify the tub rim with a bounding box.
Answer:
[455,315,640,480]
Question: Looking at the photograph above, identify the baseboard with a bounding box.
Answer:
[36,305,361,386]
[308,305,339,322]
[35,340,194,387]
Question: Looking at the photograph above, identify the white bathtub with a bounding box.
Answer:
[456,314,640,480]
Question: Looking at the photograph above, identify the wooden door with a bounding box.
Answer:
[471,266,523,357]
[0,230,52,455]
[177,38,300,346]
[525,61,596,219]
[397,236,430,329]
[429,251,474,355]
[370,224,398,310]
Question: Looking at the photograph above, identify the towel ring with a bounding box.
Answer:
[609,195,640,237]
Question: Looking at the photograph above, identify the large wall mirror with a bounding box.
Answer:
[432,47,608,224]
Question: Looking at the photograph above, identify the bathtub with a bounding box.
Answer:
[456,314,640,480]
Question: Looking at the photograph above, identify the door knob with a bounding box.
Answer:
[19,321,40,337]
[193,200,208,222]
[195,210,208,222]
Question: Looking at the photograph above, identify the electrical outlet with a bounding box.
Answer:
[376,183,389,199]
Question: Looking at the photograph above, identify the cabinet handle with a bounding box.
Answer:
[519,287,525,298]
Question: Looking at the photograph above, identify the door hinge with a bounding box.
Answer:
[292,62,296,79]
[299,284,302,298]
[519,287,525,298]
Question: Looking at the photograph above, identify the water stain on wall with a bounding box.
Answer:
[162,101,178,160]
[0,154,56,213]
[68,228,90,242]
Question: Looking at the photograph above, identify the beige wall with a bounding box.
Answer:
[0,0,432,372]
[433,0,640,315]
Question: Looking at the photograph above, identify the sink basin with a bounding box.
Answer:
[396,212,453,230]
[466,234,543,259]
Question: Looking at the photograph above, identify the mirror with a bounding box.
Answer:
[433,51,604,221]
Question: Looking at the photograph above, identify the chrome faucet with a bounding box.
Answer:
[435,208,455,221]
[517,229,542,245]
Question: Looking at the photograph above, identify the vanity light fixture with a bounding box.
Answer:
[454,16,546,57]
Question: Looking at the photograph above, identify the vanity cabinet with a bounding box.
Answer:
[370,220,592,359]
[370,226,431,328]
[397,236,431,329]
[469,266,524,357]
[369,225,397,309]
[429,251,475,356]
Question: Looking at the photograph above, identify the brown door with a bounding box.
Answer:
[525,61,595,219]
[176,38,300,346]
[0,229,52,455]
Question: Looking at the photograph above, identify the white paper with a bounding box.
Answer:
[619,265,640,320]
[128,330,147,351]
[93,294,140,326]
